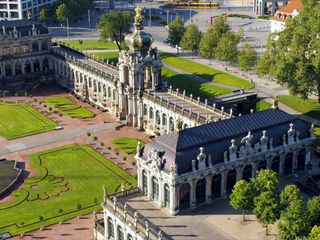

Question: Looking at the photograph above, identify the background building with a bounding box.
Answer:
[0,0,58,20]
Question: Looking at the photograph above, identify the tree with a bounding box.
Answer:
[237,43,257,73]
[280,184,301,210]
[38,8,48,22]
[256,34,277,77]
[251,169,279,194]
[211,15,231,37]
[97,11,132,51]
[254,190,280,235]
[308,226,320,240]
[307,196,320,227]
[215,32,240,65]
[56,3,70,25]
[257,1,320,102]
[78,39,84,50]
[167,16,185,47]
[230,180,255,221]
[278,198,308,240]
[180,24,202,52]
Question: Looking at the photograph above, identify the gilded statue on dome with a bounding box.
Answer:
[134,8,142,24]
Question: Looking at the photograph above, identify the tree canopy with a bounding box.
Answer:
[257,0,320,102]
[180,24,202,52]
[38,8,49,22]
[167,16,185,46]
[215,32,240,65]
[308,226,320,240]
[55,3,70,24]
[307,196,320,228]
[237,43,257,73]
[97,11,132,51]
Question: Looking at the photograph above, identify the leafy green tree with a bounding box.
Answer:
[257,0,320,102]
[230,180,255,221]
[211,15,231,37]
[215,32,240,65]
[308,226,320,240]
[307,196,320,228]
[55,3,70,25]
[237,43,257,73]
[167,16,185,47]
[38,8,48,22]
[280,184,301,210]
[254,190,280,235]
[256,34,277,77]
[97,11,132,51]
[278,198,308,240]
[252,169,279,194]
[180,24,202,52]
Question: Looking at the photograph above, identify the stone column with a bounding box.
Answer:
[206,175,212,203]
[170,185,177,214]
[147,172,152,200]
[104,211,109,238]
[279,153,286,177]
[221,171,227,198]
[251,162,257,178]
[305,147,312,168]
[159,179,164,207]
[137,98,144,130]
[190,179,196,209]
[266,157,272,170]
[292,151,298,173]
[151,71,156,90]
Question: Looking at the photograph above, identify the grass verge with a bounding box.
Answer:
[112,138,144,156]
[58,39,117,50]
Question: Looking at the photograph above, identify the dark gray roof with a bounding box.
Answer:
[0,20,48,36]
[142,110,310,174]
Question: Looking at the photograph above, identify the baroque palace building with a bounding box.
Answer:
[0,9,317,240]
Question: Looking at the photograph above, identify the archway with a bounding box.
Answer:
[258,160,267,171]
[108,87,111,98]
[169,117,174,131]
[226,169,236,194]
[24,60,31,73]
[242,165,252,181]
[107,217,114,238]
[162,113,167,126]
[103,85,107,97]
[33,59,40,72]
[179,183,190,210]
[152,177,159,201]
[32,41,39,52]
[127,234,133,240]
[142,170,148,195]
[211,174,221,200]
[271,156,280,174]
[149,107,154,119]
[297,150,306,171]
[5,64,12,76]
[284,153,293,175]
[15,62,22,75]
[164,184,170,208]
[42,58,49,71]
[143,104,147,116]
[196,178,206,205]
[117,226,124,240]
[155,110,160,124]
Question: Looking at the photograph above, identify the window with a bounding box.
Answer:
[152,177,159,201]
[108,218,114,238]
[164,184,170,208]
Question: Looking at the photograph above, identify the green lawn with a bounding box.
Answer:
[91,51,119,64]
[59,39,118,50]
[0,144,136,236]
[0,102,57,140]
[112,137,145,156]
[45,96,95,119]
[315,127,320,137]
[162,67,232,99]
[278,95,320,121]
[160,51,255,90]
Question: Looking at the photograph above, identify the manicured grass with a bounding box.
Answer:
[160,51,254,90]
[112,138,145,156]
[0,102,57,140]
[59,39,117,50]
[278,95,320,121]
[45,96,95,119]
[162,67,232,99]
[91,51,119,64]
[315,127,320,137]
[0,144,136,236]
[255,100,272,112]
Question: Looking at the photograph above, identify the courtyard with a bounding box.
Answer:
[0,102,57,140]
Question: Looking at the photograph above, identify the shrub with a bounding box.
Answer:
[43,104,47,108]
[131,161,136,166]
[87,132,91,137]
[59,113,63,117]
[115,151,119,156]
[48,107,53,111]
[93,136,98,141]
[53,110,58,114]
[39,216,44,221]
[107,146,111,150]
[100,142,104,147]
[15,93,19,97]
[123,156,127,161]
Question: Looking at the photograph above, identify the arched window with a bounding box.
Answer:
[162,113,167,126]
[127,234,133,240]
[15,62,22,75]
[142,170,148,195]
[211,174,221,200]
[98,82,101,93]
[226,169,236,194]
[24,60,31,73]
[103,85,107,97]
[32,41,39,52]
[107,217,114,238]
[33,59,40,72]
[258,160,266,171]
[143,104,147,116]
[149,107,154,119]
[271,156,280,174]
[5,64,12,76]
[284,153,293,175]
[152,177,159,201]
[117,226,124,240]
[179,183,190,210]
[297,149,306,171]
[196,178,206,205]
[242,165,252,181]
[41,40,48,50]
[108,87,111,98]
[89,79,92,88]
[156,110,160,124]
[164,184,170,208]
[169,117,174,131]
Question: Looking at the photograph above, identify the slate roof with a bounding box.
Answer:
[0,20,48,37]
[142,110,310,175]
